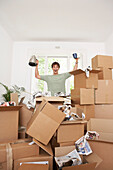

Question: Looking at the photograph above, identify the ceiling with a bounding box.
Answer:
[0,0,113,42]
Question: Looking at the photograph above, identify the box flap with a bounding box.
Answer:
[70,69,84,75]
[0,106,22,111]
[19,97,25,104]
[55,146,75,157]
[33,138,53,156]
[36,96,65,102]
[84,152,102,168]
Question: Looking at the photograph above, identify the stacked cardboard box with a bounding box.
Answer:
[70,69,99,121]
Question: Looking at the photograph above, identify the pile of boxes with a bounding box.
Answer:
[0,55,113,170]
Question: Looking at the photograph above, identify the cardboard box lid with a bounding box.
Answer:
[33,138,53,156]
[0,106,22,111]
[36,96,65,102]
[18,163,49,170]
[70,69,100,76]
[27,100,66,145]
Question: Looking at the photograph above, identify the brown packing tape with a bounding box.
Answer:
[6,144,13,170]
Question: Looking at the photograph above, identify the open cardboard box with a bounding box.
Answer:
[0,106,22,143]
[57,120,87,144]
[55,146,102,170]
[36,96,65,109]
[98,67,112,80]
[26,99,66,145]
[14,138,53,170]
[87,118,113,142]
[71,88,94,105]
[70,69,100,89]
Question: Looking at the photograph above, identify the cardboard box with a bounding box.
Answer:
[10,93,18,105]
[95,80,113,104]
[0,106,22,143]
[89,140,113,170]
[71,88,94,105]
[87,118,113,142]
[36,96,65,109]
[98,68,112,80]
[95,104,113,119]
[70,69,100,89]
[0,162,7,170]
[55,146,101,170]
[92,55,113,69]
[19,103,33,127]
[74,104,95,121]
[0,141,39,163]
[59,141,75,147]
[26,100,66,145]
[57,120,86,143]
[14,150,53,170]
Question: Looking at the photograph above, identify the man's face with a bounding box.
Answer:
[52,64,59,74]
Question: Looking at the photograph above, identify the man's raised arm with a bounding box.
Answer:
[35,60,41,79]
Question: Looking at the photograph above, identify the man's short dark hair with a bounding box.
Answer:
[51,62,60,68]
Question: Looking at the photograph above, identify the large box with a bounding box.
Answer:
[26,100,65,145]
[0,140,39,170]
[95,80,113,104]
[89,140,113,170]
[36,96,65,109]
[95,104,113,119]
[57,120,86,143]
[70,69,99,89]
[74,104,95,121]
[71,88,94,105]
[0,106,21,143]
[87,118,113,142]
[55,146,101,170]
[98,68,112,80]
[92,55,113,69]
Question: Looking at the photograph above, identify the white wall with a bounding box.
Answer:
[0,25,13,101]
[11,41,105,93]
[105,32,113,55]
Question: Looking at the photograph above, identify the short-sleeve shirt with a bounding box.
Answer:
[40,72,71,96]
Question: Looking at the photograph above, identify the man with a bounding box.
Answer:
[35,60,78,96]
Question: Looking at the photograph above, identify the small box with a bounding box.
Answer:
[26,100,65,145]
[70,69,100,89]
[95,80,113,104]
[10,93,18,105]
[92,55,113,69]
[57,120,86,143]
[0,106,21,143]
[98,68,112,80]
[71,88,94,105]
[36,96,65,109]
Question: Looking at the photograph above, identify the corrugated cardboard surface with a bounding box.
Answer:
[14,151,53,170]
[95,104,113,119]
[75,104,95,121]
[26,100,65,145]
[0,142,39,163]
[18,163,49,170]
[89,140,113,170]
[19,104,33,127]
[98,68,112,80]
[0,106,21,143]
[87,118,113,142]
[71,88,94,105]
[92,55,113,69]
[0,162,7,170]
[57,121,84,143]
[95,80,113,104]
